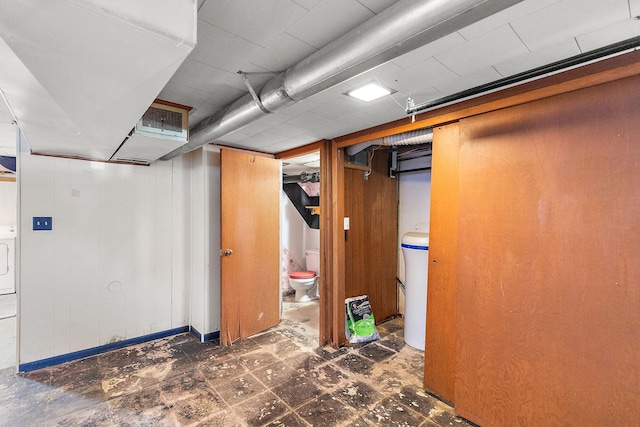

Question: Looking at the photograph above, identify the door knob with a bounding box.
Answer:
[223,249,233,256]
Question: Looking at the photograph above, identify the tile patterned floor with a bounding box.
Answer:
[0,315,472,426]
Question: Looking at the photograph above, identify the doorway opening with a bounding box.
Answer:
[0,126,17,371]
[280,151,320,343]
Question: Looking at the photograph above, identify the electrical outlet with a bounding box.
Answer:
[33,217,53,231]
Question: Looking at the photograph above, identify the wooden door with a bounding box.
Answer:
[423,123,459,404]
[220,149,280,345]
[454,75,640,425]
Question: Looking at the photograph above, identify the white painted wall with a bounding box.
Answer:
[206,150,221,337]
[304,226,320,255]
[185,147,221,340]
[397,155,432,313]
[398,156,432,242]
[186,149,205,338]
[18,130,189,364]
[0,181,16,226]
[281,193,306,268]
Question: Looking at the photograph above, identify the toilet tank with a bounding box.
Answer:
[305,249,320,274]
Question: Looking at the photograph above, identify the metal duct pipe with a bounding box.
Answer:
[161,0,523,160]
[345,128,433,155]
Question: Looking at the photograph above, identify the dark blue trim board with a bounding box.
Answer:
[204,331,220,342]
[19,326,189,372]
[401,243,429,251]
[189,326,221,343]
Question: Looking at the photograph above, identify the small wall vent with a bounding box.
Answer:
[111,100,191,164]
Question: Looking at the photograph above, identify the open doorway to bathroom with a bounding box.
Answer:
[0,123,17,371]
[280,151,320,343]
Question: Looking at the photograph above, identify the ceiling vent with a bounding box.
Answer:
[111,100,191,164]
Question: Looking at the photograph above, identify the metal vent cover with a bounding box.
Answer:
[142,106,183,133]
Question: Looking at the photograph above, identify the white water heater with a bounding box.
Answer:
[401,232,429,351]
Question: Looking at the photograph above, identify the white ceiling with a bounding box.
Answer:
[1,0,639,160]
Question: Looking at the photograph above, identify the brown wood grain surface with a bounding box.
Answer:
[423,123,460,404]
[344,150,398,323]
[220,149,281,345]
[455,74,640,426]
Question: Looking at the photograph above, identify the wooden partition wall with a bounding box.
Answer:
[343,151,398,323]
[425,74,640,425]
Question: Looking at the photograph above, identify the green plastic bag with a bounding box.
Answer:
[345,295,380,344]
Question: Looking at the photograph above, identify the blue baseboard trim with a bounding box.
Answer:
[19,326,190,372]
[189,326,220,342]
[204,331,220,342]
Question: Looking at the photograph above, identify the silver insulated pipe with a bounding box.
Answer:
[161,0,524,160]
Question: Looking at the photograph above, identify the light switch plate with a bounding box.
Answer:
[344,217,350,230]
[33,217,53,231]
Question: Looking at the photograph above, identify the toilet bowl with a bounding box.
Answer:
[289,271,318,302]
[289,249,319,302]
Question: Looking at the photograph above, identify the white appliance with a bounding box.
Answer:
[0,226,16,295]
[0,237,15,295]
[401,232,429,351]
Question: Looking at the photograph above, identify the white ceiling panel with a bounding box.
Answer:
[285,112,342,131]
[458,0,561,40]
[198,0,308,48]
[263,122,310,138]
[189,21,262,73]
[0,122,16,156]
[357,0,400,14]
[391,32,467,70]
[311,97,364,121]
[249,33,318,73]
[286,0,375,48]
[253,111,295,128]
[576,19,640,52]
[511,0,630,52]
[169,60,246,106]
[291,0,322,11]
[0,100,13,125]
[278,98,322,116]
[263,135,319,152]
[631,0,640,17]
[227,121,272,138]
[433,67,505,96]
[495,39,581,77]
[435,25,529,76]
[352,96,407,125]
[392,57,460,96]
[188,106,217,128]
[234,131,292,149]
[158,82,211,111]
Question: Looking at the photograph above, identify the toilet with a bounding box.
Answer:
[289,249,319,302]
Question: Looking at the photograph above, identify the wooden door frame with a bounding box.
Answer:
[276,140,347,347]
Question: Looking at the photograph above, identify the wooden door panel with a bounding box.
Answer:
[220,149,280,345]
[423,123,459,404]
[455,75,640,425]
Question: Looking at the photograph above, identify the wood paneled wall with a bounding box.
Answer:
[344,150,398,323]
[450,75,640,425]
